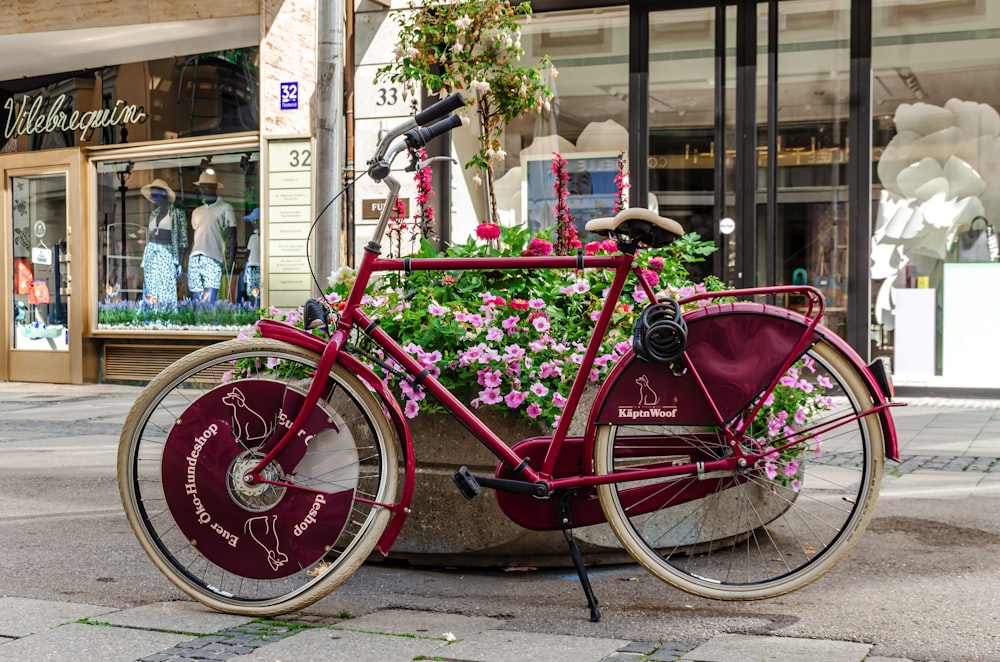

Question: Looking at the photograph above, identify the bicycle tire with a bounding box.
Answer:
[118,338,399,616]
[594,337,884,600]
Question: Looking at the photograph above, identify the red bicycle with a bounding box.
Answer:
[118,93,899,621]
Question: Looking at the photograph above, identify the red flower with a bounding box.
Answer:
[510,298,529,310]
[476,223,501,241]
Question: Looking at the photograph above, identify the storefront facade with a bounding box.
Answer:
[1,1,319,383]
[6,0,999,392]
[356,0,1000,394]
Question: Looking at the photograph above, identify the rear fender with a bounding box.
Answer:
[584,302,899,469]
[257,320,415,553]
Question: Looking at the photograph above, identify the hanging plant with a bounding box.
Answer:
[376,0,553,227]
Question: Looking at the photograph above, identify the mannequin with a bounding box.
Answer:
[243,208,261,308]
[140,179,187,306]
[188,171,236,304]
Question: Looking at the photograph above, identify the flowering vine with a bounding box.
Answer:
[551,152,579,255]
[613,151,630,214]
[414,148,436,239]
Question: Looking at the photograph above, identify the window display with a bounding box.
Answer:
[96,149,261,332]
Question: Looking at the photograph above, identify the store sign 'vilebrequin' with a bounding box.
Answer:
[3,94,147,141]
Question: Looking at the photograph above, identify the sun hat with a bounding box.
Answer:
[141,178,176,203]
[194,171,223,189]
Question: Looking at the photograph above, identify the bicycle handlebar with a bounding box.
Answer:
[413,92,466,128]
[404,114,463,150]
[370,92,465,169]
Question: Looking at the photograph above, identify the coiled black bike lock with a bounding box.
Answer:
[632,299,687,363]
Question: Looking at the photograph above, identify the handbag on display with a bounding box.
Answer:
[955,216,999,263]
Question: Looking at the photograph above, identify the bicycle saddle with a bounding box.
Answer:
[585,208,684,248]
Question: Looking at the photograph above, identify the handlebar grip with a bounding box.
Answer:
[413,92,466,127]
[404,114,463,149]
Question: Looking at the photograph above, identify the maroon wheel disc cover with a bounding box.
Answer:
[161,380,355,579]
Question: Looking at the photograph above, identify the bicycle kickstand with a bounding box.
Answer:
[559,492,601,623]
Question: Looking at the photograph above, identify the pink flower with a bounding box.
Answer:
[404,399,420,418]
[526,402,542,419]
[528,298,546,309]
[530,382,549,397]
[791,479,803,493]
[531,316,551,332]
[523,237,553,256]
[504,390,526,408]
[647,257,664,273]
[486,327,504,341]
[784,460,799,477]
[479,388,503,405]
[476,223,501,240]
[764,462,778,480]
[428,303,447,316]
[502,316,519,332]
[478,369,502,388]
[552,393,568,409]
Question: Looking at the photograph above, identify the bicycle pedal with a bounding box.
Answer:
[452,466,482,500]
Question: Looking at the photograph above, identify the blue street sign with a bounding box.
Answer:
[280,82,299,110]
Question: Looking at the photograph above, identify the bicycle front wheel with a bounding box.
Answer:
[118,338,399,616]
[594,337,884,600]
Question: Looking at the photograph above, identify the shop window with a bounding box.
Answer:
[95,149,261,332]
[480,8,629,242]
[871,0,1000,388]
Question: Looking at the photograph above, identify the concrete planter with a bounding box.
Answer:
[384,403,632,568]
[383,395,789,568]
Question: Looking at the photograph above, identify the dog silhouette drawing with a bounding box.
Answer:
[636,374,659,406]
[222,387,274,444]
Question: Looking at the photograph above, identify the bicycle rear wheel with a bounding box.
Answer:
[118,338,399,616]
[594,337,884,600]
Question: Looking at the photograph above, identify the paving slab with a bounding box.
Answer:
[679,633,870,662]
[334,608,505,641]
[435,628,630,662]
[0,597,117,637]
[239,627,448,662]
[0,622,184,662]
[101,601,255,634]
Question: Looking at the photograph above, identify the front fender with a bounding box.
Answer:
[585,302,898,468]
[256,320,416,553]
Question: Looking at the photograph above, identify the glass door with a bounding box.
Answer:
[3,148,83,383]
[11,173,69,352]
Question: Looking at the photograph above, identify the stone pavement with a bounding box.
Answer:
[1,382,999,661]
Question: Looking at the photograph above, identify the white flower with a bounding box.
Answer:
[452,41,465,54]
[406,46,419,59]
[454,16,472,30]
[470,79,491,94]
[460,115,471,127]
[330,265,356,287]
[473,173,482,186]
[542,99,551,112]
[494,149,507,162]
[550,65,560,78]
